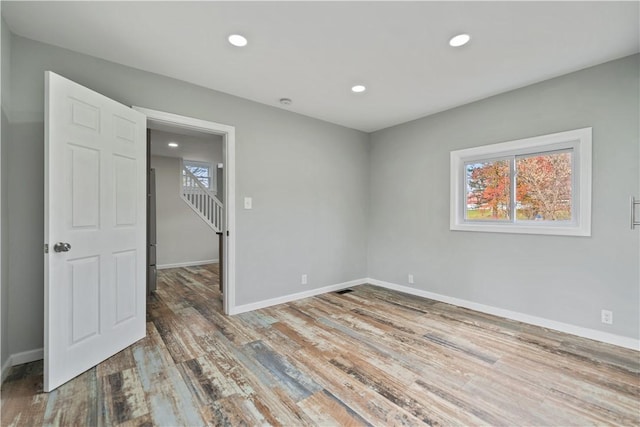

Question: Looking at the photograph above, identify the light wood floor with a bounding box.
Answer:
[2,264,639,426]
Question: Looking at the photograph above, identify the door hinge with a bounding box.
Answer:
[44,243,49,254]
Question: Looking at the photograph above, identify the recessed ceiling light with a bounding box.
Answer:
[449,34,471,47]
[279,98,292,105]
[168,142,179,148]
[228,34,248,47]
[351,85,366,93]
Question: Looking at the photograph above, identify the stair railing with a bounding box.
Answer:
[181,165,223,233]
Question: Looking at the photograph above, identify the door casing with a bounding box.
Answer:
[133,107,236,314]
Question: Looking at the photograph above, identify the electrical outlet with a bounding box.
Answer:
[301,274,308,285]
[408,274,414,284]
[601,309,613,325]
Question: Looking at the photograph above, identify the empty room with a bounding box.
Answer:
[0,1,638,426]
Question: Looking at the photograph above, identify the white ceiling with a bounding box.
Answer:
[4,1,639,132]
[150,128,222,161]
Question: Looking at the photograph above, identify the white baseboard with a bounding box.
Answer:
[11,348,44,365]
[229,278,367,315]
[366,278,640,351]
[1,347,44,383]
[1,356,11,382]
[157,259,218,270]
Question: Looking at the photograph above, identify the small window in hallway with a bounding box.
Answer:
[183,160,213,190]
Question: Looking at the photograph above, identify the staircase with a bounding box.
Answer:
[182,165,223,233]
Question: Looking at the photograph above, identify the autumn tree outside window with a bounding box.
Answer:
[450,128,592,236]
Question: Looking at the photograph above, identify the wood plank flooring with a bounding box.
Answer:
[2,264,639,426]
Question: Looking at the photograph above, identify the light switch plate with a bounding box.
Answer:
[244,197,252,209]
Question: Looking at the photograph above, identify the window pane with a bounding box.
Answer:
[187,165,209,178]
[184,163,212,189]
[516,151,572,221]
[465,159,511,220]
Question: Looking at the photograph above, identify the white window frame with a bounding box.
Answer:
[450,127,592,236]
[183,159,215,193]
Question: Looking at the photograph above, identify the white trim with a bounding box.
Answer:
[366,278,639,351]
[157,259,218,270]
[2,348,45,382]
[1,355,10,383]
[133,106,236,315]
[229,278,368,315]
[450,127,592,236]
[11,347,44,365]
[223,129,236,316]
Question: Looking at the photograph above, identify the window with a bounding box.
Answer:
[450,127,591,236]
[183,160,214,191]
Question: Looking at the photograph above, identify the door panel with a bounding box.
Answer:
[69,256,100,344]
[114,250,137,324]
[44,71,146,391]
[70,145,100,227]
[114,154,137,225]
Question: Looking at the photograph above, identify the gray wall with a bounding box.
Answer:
[1,110,8,370]
[0,14,10,370]
[151,155,218,267]
[2,29,637,363]
[5,35,369,356]
[369,54,640,340]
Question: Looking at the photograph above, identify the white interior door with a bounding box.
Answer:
[44,72,147,392]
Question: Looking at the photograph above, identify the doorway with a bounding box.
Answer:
[134,107,236,315]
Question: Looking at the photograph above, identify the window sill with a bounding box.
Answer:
[450,222,591,237]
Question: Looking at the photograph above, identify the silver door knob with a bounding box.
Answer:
[53,242,71,253]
